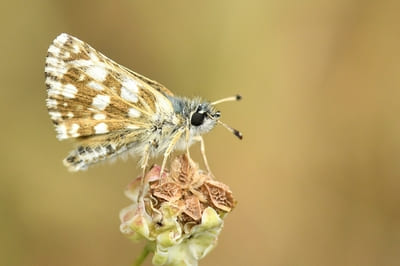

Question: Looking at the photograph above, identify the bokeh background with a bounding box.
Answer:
[1,1,400,265]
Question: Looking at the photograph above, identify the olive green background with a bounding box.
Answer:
[1,1,400,265]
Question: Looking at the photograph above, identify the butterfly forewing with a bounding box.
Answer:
[45,33,174,139]
[45,33,175,171]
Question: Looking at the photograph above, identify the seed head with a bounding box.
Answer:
[120,154,236,265]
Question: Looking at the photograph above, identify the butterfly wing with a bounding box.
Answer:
[121,65,175,97]
[45,33,175,170]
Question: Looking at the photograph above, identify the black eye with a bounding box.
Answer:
[191,112,205,126]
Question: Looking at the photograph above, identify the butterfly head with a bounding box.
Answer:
[185,95,243,140]
[169,95,242,139]
[189,102,221,136]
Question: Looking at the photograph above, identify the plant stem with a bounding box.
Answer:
[134,242,154,266]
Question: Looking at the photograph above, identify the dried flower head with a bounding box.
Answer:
[120,154,236,266]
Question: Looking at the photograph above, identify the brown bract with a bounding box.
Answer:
[146,154,236,225]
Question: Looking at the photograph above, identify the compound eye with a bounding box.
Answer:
[191,112,205,126]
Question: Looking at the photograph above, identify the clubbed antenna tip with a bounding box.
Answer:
[233,129,243,140]
[217,120,243,140]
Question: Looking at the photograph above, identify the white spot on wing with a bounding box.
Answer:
[61,84,78,99]
[89,52,99,62]
[122,78,139,91]
[49,111,61,120]
[56,33,69,45]
[45,57,68,77]
[128,108,140,118]
[72,44,80,53]
[72,59,93,68]
[86,65,107,81]
[94,123,109,134]
[87,81,104,91]
[45,66,65,77]
[121,87,138,103]
[46,99,58,108]
[46,80,62,97]
[126,125,139,130]
[56,124,68,140]
[92,95,110,110]
[67,112,74,118]
[46,80,77,98]
[48,45,60,55]
[93,113,106,120]
[45,57,60,66]
[69,123,80,137]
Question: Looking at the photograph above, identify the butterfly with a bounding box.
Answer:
[44,33,242,183]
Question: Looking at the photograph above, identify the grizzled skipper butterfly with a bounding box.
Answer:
[45,33,242,188]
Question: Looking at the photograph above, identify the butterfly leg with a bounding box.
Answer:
[194,136,213,177]
[160,128,185,177]
[185,127,193,161]
[137,143,151,202]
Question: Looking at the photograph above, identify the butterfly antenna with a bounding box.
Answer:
[217,120,243,140]
[210,94,243,139]
[211,94,242,105]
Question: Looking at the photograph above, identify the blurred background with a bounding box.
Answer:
[1,0,400,265]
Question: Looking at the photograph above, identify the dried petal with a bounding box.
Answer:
[152,182,182,202]
[204,180,236,212]
[183,195,202,221]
